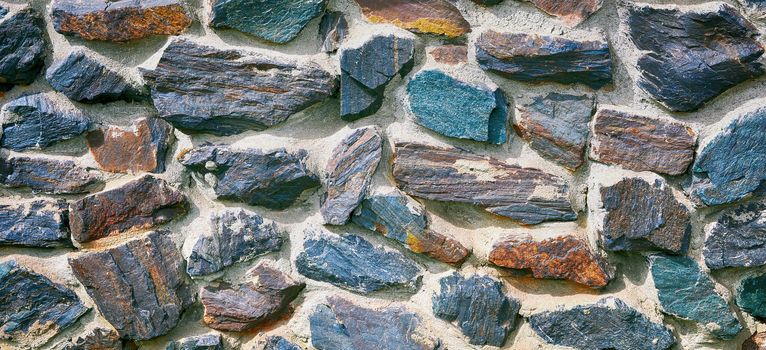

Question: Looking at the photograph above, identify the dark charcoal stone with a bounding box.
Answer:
[340,35,414,120]
[87,117,174,174]
[626,3,764,112]
[527,0,603,25]
[476,30,612,89]
[68,175,188,243]
[319,11,348,53]
[179,145,319,210]
[744,332,766,350]
[0,199,70,248]
[68,231,194,340]
[296,229,422,294]
[428,45,468,65]
[210,0,326,44]
[310,296,441,350]
[61,328,122,350]
[352,188,470,265]
[736,273,766,319]
[471,0,503,6]
[264,336,302,350]
[50,0,193,42]
[165,333,222,350]
[649,254,742,340]
[201,263,305,332]
[529,297,675,350]
[0,8,46,89]
[0,259,88,347]
[0,155,102,194]
[321,127,382,225]
[704,200,766,269]
[352,0,469,38]
[432,273,519,346]
[187,209,283,277]
[46,49,146,103]
[408,70,508,144]
[1,93,91,151]
[393,142,576,224]
[142,38,336,136]
[514,92,593,170]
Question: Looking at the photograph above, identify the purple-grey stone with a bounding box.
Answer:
[0,7,46,91]
[0,199,70,248]
[0,154,102,194]
[46,49,146,103]
[0,93,91,151]
[704,199,766,269]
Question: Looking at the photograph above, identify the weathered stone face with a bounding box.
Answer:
[61,328,122,350]
[210,0,326,44]
[46,49,146,103]
[319,11,348,53]
[50,0,193,42]
[744,332,766,350]
[1,93,91,151]
[428,45,468,65]
[165,333,223,350]
[0,155,102,194]
[352,0,470,38]
[471,0,503,6]
[526,0,603,25]
[264,336,302,350]
[704,200,766,269]
[0,8,46,90]
[86,117,174,174]
[0,200,70,248]
[736,273,766,319]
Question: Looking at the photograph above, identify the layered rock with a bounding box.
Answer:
[0,200,70,247]
[166,333,223,350]
[744,333,766,350]
[704,200,766,269]
[0,93,91,151]
[626,3,764,112]
[0,155,102,194]
[61,328,122,350]
[179,145,319,210]
[392,142,576,224]
[428,45,468,65]
[264,336,302,350]
[319,11,348,53]
[0,8,46,90]
[210,0,326,43]
[736,273,766,319]
[46,49,146,103]
[526,0,603,25]
[142,38,336,135]
[352,0,470,38]
[408,70,508,144]
[739,0,766,22]
[86,117,174,174]
[476,31,612,89]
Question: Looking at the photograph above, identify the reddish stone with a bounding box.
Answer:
[744,332,766,350]
[86,117,174,174]
[353,0,470,38]
[527,0,603,25]
[428,45,468,65]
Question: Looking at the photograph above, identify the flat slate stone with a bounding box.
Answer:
[179,145,319,210]
[201,263,305,332]
[428,45,468,65]
[319,11,348,53]
[514,92,593,170]
[68,231,194,340]
[46,49,146,103]
[340,35,414,120]
[50,0,193,42]
[649,254,742,340]
[0,8,46,90]
[529,297,675,350]
[352,0,470,38]
[408,70,508,144]
[296,229,422,294]
[352,187,470,265]
[0,199,70,248]
[166,333,223,350]
[0,259,88,348]
[432,273,519,346]
[704,199,766,269]
[61,328,122,350]
[590,108,697,175]
[264,336,302,350]
[626,3,764,112]
[489,235,613,288]
[210,0,326,44]
[68,175,188,243]
[310,296,441,350]
[142,38,336,135]
[321,127,382,225]
[736,273,766,319]
[526,0,603,25]
[476,30,612,89]
[0,155,102,194]
[187,209,283,277]
[744,332,766,350]
[392,142,576,224]
[0,93,91,151]
[86,117,174,174]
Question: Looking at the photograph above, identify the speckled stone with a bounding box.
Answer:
[736,273,766,319]
[61,328,123,350]
[0,199,70,248]
[704,199,766,269]
[0,7,46,90]
[352,0,470,38]
[210,0,327,44]
[1,93,91,151]
[46,49,146,103]
[166,333,222,350]
[264,336,302,350]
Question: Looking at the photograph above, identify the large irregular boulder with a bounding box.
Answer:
[352,0,470,38]
[432,273,519,346]
[704,199,766,269]
[0,199,70,247]
[408,70,508,144]
[340,35,414,120]
[0,7,46,90]
[61,328,123,350]
[179,145,320,210]
[319,11,348,53]
[68,175,188,244]
[142,38,336,135]
[68,231,194,340]
[296,229,422,294]
[321,127,382,225]
[649,254,742,340]
[0,155,102,194]
[625,3,764,112]
[529,297,675,350]
[46,49,146,103]
[86,117,174,174]
[736,273,766,319]
[0,93,91,151]
[50,0,193,42]
[392,142,576,224]
[525,0,604,25]
[210,0,327,43]
[476,31,612,89]
[166,333,223,350]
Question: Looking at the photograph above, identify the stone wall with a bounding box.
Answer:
[1,0,766,349]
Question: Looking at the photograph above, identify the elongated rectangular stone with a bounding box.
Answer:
[0,154,102,194]
[352,0,470,38]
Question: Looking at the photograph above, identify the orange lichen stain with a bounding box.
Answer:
[366,15,467,38]
[405,232,426,253]
[176,147,193,161]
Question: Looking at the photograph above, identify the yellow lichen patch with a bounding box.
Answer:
[366,15,467,38]
[406,232,426,253]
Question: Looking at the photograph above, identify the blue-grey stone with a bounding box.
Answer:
[264,336,302,350]
[736,273,766,319]
[0,93,91,151]
[649,254,742,340]
[46,49,146,103]
[210,0,327,44]
[166,333,223,350]
[0,7,7,17]
[0,7,46,91]
[408,70,508,144]
[0,154,102,194]
[704,199,766,269]
[319,11,348,53]
[0,199,70,248]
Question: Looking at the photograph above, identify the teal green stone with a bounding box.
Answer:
[736,273,766,318]
[210,0,327,44]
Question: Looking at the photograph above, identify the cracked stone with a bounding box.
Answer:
[704,199,766,269]
[0,154,102,194]
[210,0,326,44]
[319,11,348,53]
[46,49,146,103]
[0,7,46,90]
[61,328,122,350]
[166,333,223,350]
[0,93,91,151]
[0,199,70,248]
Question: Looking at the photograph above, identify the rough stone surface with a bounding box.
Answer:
[142,38,336,135]
[352,0,470,38]
[428,45,468,65]
[0,199,70,248]
[319,11,348,53]
[740,0,766,22]
[527,0,603,25]
[68,231,194,340]
[321,127,382,225]
[179,145,319,210]
[393,142,576,224]
[626,3,764,112]
[529,297,675,350]
[408,70,508,144]
[46,49,145,103]
[704,199,766,269]
[210,0,326,44]
[489,235,613,288]
[744,333,766,350]
[61,328,122,350]
[68,175,188,244]
[476,30,612,89]
[472,0,503,6]
[296,229,422,294]
[86,117,174,174]
[187,209,283,277]
[264,336,302,350]
[50,0,193,42]
[0,93,91,151]
[166,333,222,350]
[432,273,519,346]
[0,155,102,194]
[736,273,766,319]
[649,254,742,340]
[0,8,46,90]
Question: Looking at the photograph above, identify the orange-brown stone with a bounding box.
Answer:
[428,45,468,65]
[86,117,174,174]
[353,0,470,38]
[527,0,603,26]
[744,332,766,350]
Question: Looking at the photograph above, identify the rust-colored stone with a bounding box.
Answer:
[527,0,603,25]
[353,0,470,38]
[744,332,766,350]
[428,45,468,65]
[86,117,174,174]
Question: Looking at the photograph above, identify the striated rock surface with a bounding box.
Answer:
[0,200,70,247]
[352,0,470,38]
[527,0,603,25]
[392,142,576,224]
[0,155,101,194]
[319,11,348,53]
[86,117,174,174]
[1,93,91,151]
[529,297,675,350]
[46,49,145,103]
[0,8,46,90]
[264,336,302,350]
[142,39,336,135]
[736,273,766,319]
[432,273,519,346]
[179,145,319,210]
[61,328,122,350]
[704,200,766,269]
[210,0,326,43]
[428,45,468,65]
[626,3,764,112]
[408,70,508,144]
[744,333,766,350]
[476,31,612,89]
[166,333,222,350]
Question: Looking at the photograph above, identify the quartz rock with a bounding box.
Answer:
[736,273,766,319]
[1,93,91,151]
[428,45,468,65]
[61,328,122,350]
[0,199,70,247]
[210,0,326,44]
[0,8,46,90]
[166,333,223,350]
[526,0,603,25]
[352,0,470,38]
[0,155,102,194]
[319,11,348,53]
[704,199,766,269]
[86,117,174,174]
[46,49,146,103]
[264,336,302,350]
[744,332,766,350]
